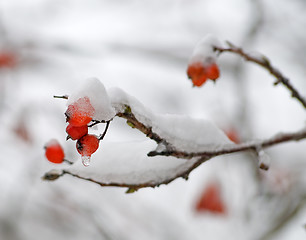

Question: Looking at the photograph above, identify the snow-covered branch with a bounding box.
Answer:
[112,101,306,159]
[43,90,306,191]
[214,42,306,109]
[147,128,306,158]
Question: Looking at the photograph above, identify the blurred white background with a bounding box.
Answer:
[0,0,306,239]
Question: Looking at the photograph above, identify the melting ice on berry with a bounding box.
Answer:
[67,78,116,122]
[81,155,91,167]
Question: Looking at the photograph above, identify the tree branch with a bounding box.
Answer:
[114,104,306,159]
[43,126,306,191]
[148,128,306,158]
[42,156,207,193]
[214,42,306,109]
[43,101,306,192]
[116,106,164,144]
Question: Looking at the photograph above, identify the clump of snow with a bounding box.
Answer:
[257,149,271,170]
[109,87,233,153]
[108,87,154,125]
[67,78,116,121]
[152,114,232,152]
[189,34,222,66]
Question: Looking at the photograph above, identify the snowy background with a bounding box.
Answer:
[0,0,306,239]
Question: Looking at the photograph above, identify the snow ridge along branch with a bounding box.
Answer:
[115,104,306,159]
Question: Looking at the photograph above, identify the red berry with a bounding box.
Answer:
[65,97,94,127]
[187,62,207,87]
[66,124,88,140]
[76,134,99,156]
[225,128,240,144]
[205,63,220,80]
[0,52,16,68]
[45,139,65,164]
[195,182,226,214]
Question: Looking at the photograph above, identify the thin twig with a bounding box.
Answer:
[88,120,107,128]
[63,159,74,165]
[43,155,208,192]
[148,128,306,158]
[53,95,69,99]
[214,42,306,109]
[116,110,164,144]
[99,121,111,140]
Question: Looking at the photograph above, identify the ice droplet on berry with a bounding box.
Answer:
[82,155,91,167]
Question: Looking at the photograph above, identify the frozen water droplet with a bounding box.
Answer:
[82,155,91,167]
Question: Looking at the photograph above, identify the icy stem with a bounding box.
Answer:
[82,155,91,167]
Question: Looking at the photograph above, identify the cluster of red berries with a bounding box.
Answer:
[65,97,99,160]
[45,96,102,166]
[187,61,220,87]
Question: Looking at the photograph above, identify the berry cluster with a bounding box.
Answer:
[187,61,220,87]
[186,35,221,87]
[65,97,100,166]
[45,96,108,167]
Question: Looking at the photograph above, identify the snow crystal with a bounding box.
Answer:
[189,34,222,66]
[67,78,116,122]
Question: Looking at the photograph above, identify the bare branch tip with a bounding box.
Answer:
[53,95,69,100]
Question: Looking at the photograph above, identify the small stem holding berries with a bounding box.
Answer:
[99,120,111,140]
[63,159,74,165]
[88,120,107,128]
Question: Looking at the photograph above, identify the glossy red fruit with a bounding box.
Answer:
[195,182,226,214]
[205,63,220,80]
[45,139,65,164]
[187,62,207,87]
[65,97,95,127]
[76,134,99,156]
[66,124,88,140]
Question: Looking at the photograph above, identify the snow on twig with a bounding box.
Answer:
[148,127,306,158]
[214,42,306,109]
